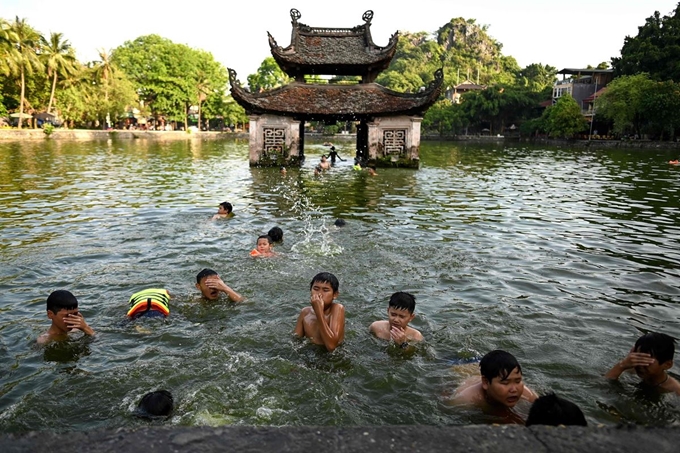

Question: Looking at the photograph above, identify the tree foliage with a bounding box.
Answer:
[612,4,680,81]
[247,57,290,92]
[595,73,655,136]
[542,95,588,138]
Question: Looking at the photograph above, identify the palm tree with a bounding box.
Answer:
[41,32,76,114]
[0,18,19,77]
[92,49,115,128]
[7,17,44,129]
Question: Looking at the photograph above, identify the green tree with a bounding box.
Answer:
[638,80,680,140]
[247,57,290,92]
[612,4,680,81]
[40,32,76,114]
[422,99,466,135]
[517,63,557,94]
[7,17,44,128]
[595,73,655,136]
[542,95,587,138]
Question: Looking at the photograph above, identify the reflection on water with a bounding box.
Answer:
[1,138,680,431]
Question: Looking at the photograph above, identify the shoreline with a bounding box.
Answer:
[1,129,679,150]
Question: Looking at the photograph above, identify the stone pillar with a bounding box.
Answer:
[366,116,421,168]
[248,114,302,167]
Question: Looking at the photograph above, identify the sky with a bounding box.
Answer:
[4,0,679,82]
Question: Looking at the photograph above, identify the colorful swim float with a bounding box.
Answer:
[127,288,171,318]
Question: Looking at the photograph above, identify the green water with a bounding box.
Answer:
[1,138,679,431]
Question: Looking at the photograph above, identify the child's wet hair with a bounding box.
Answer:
[136,390,174,418]
[635,332,676,364]
[46,290,78,313]
[267,227,283,242]
[388,292,416,313]
[526,392,587,426]
[219,201,232,213]
[257,235,273,244]
[480,349,522,382]
[310,272,339,293]
[196,268,218,284]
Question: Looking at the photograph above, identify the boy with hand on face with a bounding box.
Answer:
[605,332,680,395]
[447,349,538,423]
[294,272,345,352]
[369,291,423,349]
[195,268,243,302]
[38,290,95,344]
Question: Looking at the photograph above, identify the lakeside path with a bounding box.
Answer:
[2,425,680,452]
[0,129,249,141]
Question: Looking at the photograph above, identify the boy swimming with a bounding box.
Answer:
[195,268,243,302]
[447,349,537,423]
[605,332,680,395]
[212,201,233,220]
[294,272,345,352]
[38,290,95,344]
[369,291,423,349]
[250,235,275,257]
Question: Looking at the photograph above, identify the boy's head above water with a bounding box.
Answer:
[196,268,219,299]
[633,332,675,381]
[218,202,232,215]
[480,349,525,408]
[47,289,78,314]
[256,235,273,253]
[310,272,339,293]
[387,291,416,329]
[634,332,675,364]
[46,290,80,332]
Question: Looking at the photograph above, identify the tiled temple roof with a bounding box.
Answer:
[268,9,398,81]
[228,68,444,121]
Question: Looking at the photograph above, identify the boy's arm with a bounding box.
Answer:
[65,313,94,336]
[605,349,654,379]
[221,284,243,302]
[311,299,345,352]
[294,309,306,337]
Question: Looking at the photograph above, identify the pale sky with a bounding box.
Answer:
[4,0,679,82]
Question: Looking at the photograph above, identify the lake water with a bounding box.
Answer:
[1,138,679,431]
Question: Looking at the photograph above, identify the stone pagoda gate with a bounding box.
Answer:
[229,9,443,168]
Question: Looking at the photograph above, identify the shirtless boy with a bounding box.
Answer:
[195,268,243,302]
[448,349,537,422]
[38,290,95,344]
[605,332,680,395]
[369,291,423,349]
[294,272,345,352]
[212,201,233,220]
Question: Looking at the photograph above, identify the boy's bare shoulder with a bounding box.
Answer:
[369,320,389,336]
[407,326,424,341]
[664,375,680,395]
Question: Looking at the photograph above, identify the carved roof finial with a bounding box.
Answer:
[290,9,301,23]
[362,10,373,23]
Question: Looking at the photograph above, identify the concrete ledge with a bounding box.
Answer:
[2,425,680,453]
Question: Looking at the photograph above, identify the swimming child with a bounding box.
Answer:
[280,166,287,175]
[38,290,95,344]
[212,201,233,220]
[136,390,174,418]
[525,393,587,426]
[294,272,345,352]
[605,332,680,395]
[250,235,275,257]
[319,155,331,170]
[325,143,345,164]
[367,166,378,176]
[369,291,423,349]
[447,349,538,423]
[267,226,283,243]
[126,288,171,319]
[195,268,243,302]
